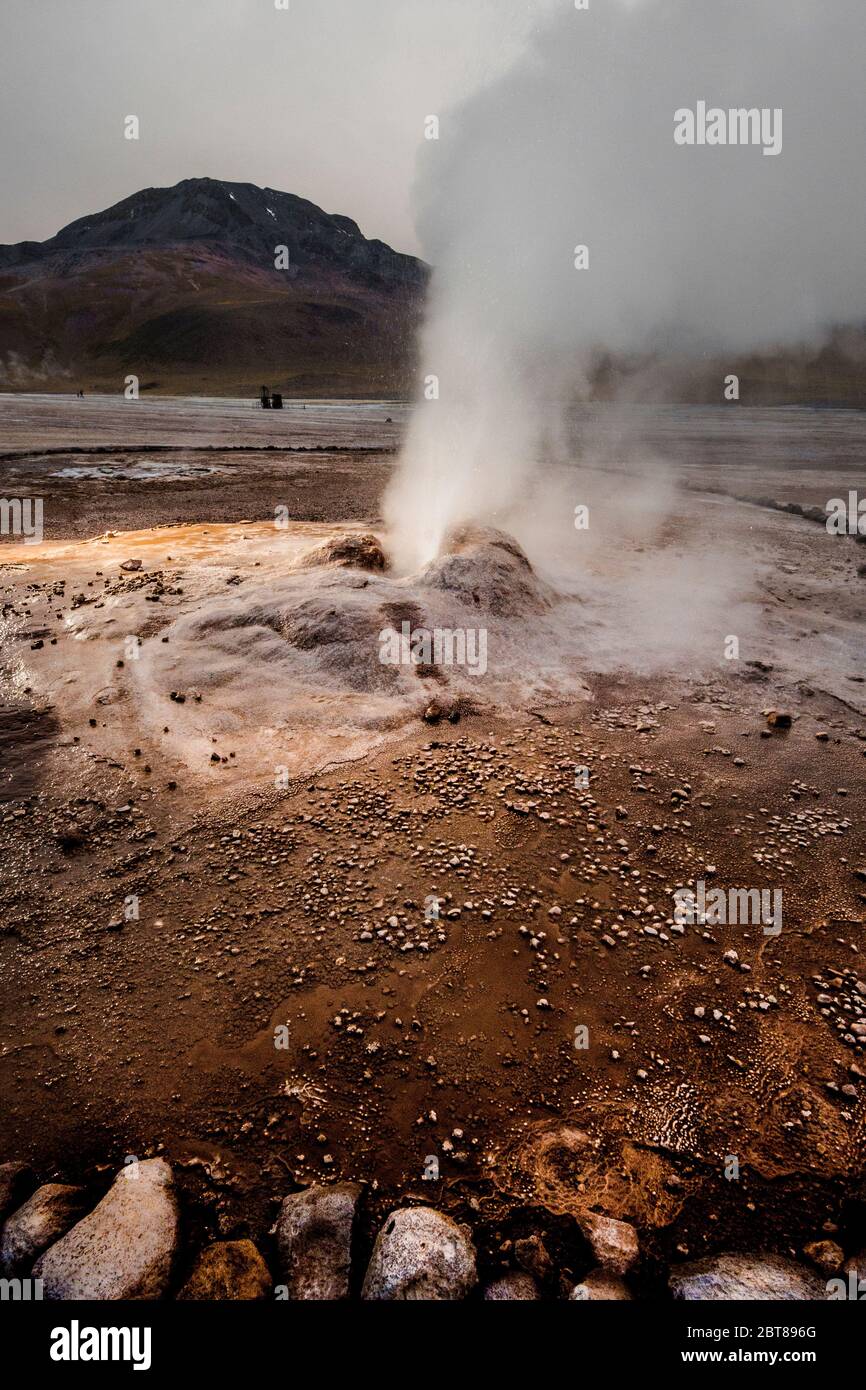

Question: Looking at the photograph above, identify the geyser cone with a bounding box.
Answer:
[8,519,590,799]
[417,525,555,618]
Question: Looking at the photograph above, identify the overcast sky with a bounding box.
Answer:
[0,0,558,255]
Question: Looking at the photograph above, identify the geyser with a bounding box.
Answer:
[384,0,866,574]
[112,521,587,785]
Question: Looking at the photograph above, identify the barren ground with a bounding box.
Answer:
[0,394,864,1293]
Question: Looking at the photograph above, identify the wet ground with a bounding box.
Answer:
[0,395,864,1290]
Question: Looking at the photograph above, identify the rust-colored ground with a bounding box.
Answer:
[1,396,864,1291]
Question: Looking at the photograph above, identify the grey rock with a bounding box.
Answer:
[1,1184,89,1274]
[0,1163,34,1222]
[571,1267,633,1300]
[483,1271,539,1300]
[577,1212,639,1275]
[33,1158,178,1300]
[670,1252,826,1301]
[362,1206,477,1301]
[177,1240,271,1300]
[276,1182,360,1300]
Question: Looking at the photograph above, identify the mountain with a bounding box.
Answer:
[0,178,429,397]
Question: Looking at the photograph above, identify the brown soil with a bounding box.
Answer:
[1,397,864,1294]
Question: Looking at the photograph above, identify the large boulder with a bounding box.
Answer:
[1,1184,89,1274]
[362,1206,477,1301]
[177,1240,271,1300]
[577,1212,639,1275]
[0,1162,34,1222]
[571,1268,632,1300]
[670,1253,826,1301]
[276,1182,360,1300]
[33,1158,178,1300]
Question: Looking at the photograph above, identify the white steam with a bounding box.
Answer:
[384,0,866,572]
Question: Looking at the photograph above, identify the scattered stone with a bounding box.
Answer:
[483,1271,539,1300]
[120,559,142,572]
[276,1182,360,1300]
[803,1239,844,1275]
[33,1158,178,1300]
[177,1240,272,1300]
[577,1211,639,1275]
[0,1162,34,1222]
[765,710,792,729]
[514,1233,553,1282]
[362,1206,477,1300]
[670,1253,825,1301]
[1,1183,89,1275]
[571,1268,633,1300]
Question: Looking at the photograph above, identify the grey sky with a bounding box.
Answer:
[0,0,557,255]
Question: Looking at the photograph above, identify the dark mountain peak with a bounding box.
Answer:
[0,178,429,396]
[0,177,428,289]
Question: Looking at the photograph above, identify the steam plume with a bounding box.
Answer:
[385,0,866,572]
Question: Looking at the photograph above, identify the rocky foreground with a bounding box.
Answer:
[1,1158,863,1301]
